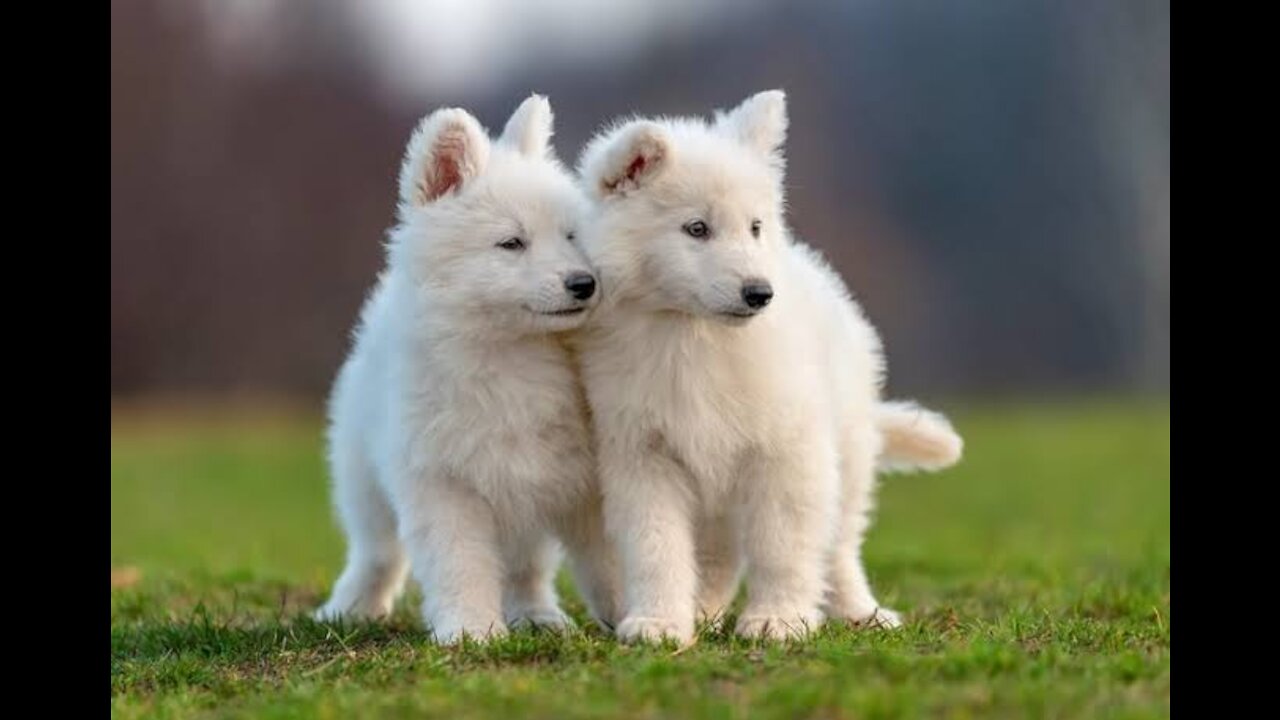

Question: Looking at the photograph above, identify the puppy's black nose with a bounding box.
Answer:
[741,280,773,309]
[565,272,597,300]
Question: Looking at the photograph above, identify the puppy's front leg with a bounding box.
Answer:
[604,443,698,644]
[501,532,574,632]
[398,476,507,644]
[736,443,838,640]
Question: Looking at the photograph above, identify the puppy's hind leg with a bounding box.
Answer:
[559,494,624,631]
[315,449,409,622]
[824,424,901,629]
[695,513,743,630]
[502,532,575,632]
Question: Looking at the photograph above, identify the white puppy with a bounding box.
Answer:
[315,96,620,643]
[574,91,961,643]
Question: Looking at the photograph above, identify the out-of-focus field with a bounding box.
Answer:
[111,401,1170,719]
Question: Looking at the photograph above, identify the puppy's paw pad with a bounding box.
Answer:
[616,616,693,644]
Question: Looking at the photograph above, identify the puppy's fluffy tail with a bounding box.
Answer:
[875,400,963,473]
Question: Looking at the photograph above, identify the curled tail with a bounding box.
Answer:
[875,400,963,473]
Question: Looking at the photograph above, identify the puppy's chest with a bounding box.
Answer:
[605,336,768,493]
[427,362,594,514]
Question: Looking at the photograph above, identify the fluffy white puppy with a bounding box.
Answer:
[574,90,961,643]
[315,96,620,643]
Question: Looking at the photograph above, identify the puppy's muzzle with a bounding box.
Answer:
[564,272,597,301]
[741,280,773,310]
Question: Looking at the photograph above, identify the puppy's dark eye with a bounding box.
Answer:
[566,231,577,242]
[750,219,762,238]
[683,220,710,239]
[497,237,525,251]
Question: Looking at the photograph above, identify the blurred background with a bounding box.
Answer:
[110,11,1172,691]
[111,0,1169,405]
[111,12,1170,712]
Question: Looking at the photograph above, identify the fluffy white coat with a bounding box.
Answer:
[315,96,620,643]
[573,91,962,643]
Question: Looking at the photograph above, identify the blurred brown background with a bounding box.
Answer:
[111,0,1168,403]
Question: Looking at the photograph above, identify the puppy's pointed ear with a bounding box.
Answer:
[397,108,491,215]
[499,94,554,158]
[714,90,788,163]
[578,120,672,198]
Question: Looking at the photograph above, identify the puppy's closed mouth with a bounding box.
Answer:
[529,306,588,316]
[718,310,758,318]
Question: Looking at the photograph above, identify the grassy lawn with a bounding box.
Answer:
[111,401,1170,719]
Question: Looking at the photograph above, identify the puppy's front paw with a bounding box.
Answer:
[508,606,576,633]
[589,606,623,633]
[848,606,903,630]
[312,600,389,623]
[312,603,345,623]
[615,616,693,644]
[735,609,823,640]
[826,598,904,630]
[430,618,509,645]
[695,599,735,632]
[696,611,730,635]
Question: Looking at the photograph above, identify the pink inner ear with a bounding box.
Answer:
[427,133,468,199]
[605,154,648,192]
[625,155,647,181]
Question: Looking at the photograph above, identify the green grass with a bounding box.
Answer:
[111,401,1170,719]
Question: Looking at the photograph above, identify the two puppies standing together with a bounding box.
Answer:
[314,92,962,645]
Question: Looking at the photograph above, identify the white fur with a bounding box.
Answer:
[315,95,621,644]
[574,90,962,643]
[875,400,964,473]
